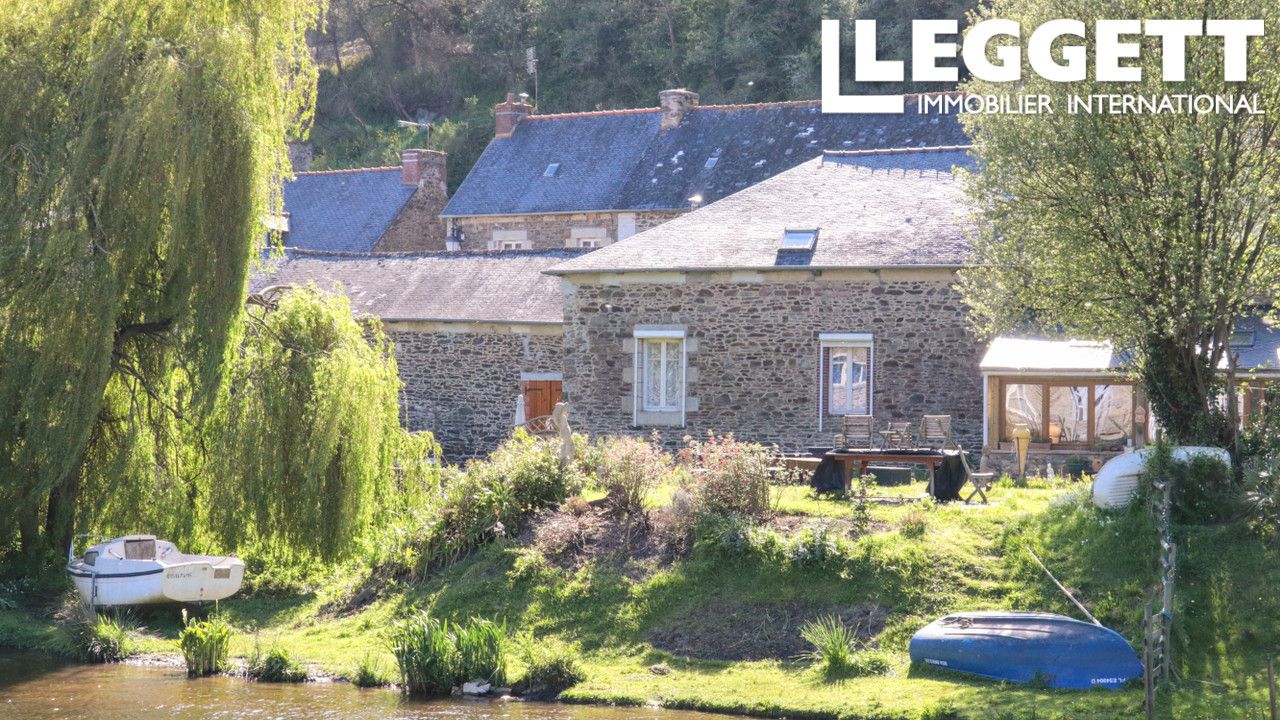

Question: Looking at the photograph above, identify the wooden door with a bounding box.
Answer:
[521,380,563,420]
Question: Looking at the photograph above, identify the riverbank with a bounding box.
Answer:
[5,480,1279,720]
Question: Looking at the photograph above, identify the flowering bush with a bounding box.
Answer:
[595,433,673,517]
[683,432,775,522]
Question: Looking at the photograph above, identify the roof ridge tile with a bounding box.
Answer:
[293,166,401,176]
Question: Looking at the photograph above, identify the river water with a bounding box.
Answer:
[0,652,722,720]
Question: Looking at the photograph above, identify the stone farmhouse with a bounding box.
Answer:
[545,147,983,450]
[438,90,967,252]
[259,88,1279,468]
[251,250,580,456]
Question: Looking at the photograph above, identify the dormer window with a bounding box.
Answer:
[543,162,560,177]
[781,228,818,250]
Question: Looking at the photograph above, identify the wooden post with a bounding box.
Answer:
[1268,656,1277,720]
[1152,602,1162,712]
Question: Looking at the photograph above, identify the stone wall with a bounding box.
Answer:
[560,269,985,452]
[376,150,449,252]
[452,210,683,252]
[389,322,563,458]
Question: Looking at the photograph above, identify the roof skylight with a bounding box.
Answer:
[780,228,818,250]
[543,162,560,177]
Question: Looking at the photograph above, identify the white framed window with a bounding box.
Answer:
[489,229,528,251]
[633,328,687,425]
[567,226,608,249]
[641,339,683,411]
[818,333,874,431]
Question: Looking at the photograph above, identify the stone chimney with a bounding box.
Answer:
[659,88,699,130]
[495,92,533,138]
[401,148,447,191]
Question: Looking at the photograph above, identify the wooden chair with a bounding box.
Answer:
[879,421,914,449]
[920,415,955,449]
[841,415,876,449]
[959,446,996,504]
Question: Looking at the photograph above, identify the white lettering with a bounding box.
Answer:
[1144,20,1202,81]
[1096,20,1143,81]
[855,19,904,82]
[1028,19,1086,82]
[912,19,960,82]
[1206,20,1264,81]
[964,19,1022,82]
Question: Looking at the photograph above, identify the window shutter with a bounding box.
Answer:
[820,346,831,419]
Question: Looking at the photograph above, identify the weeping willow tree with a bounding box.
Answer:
[0,0,321,562]
[199,287,438,561]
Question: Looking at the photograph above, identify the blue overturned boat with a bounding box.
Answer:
[909,611,1143,689]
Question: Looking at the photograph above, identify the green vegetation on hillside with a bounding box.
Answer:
[307,0,978,177]
[6,435,1280,719]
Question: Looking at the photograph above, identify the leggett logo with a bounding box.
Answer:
[821,18,1265,115]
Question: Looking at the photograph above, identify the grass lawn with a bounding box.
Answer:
[4,480,1278,719]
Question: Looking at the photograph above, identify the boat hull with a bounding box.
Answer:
[68,559,245,607]
[909,611,1143,689]
[1092,447,1230,509]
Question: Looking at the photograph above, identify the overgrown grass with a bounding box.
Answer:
[248,644,308,682]
[515,633,584,697]
[177,609,232,677]
[455,617,507,684]
[58,603,134,663]
[388,612,458,695]
[799,614,890,679]
[347,651,391,687]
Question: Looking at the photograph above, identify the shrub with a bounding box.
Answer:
[899,511,929,538]
[596,434,672,518]
[483,429,580,515]
[248,644,308,682]
[416,431,580,569]
[455,617,507,684]
[1143,444,1240,524]
[515,634,584,697]
[389,612,458,695]
[684,432,775,522]
[799,615,889,679]
[786,524,844,567]
[1244,454,1280,542]
[178,609,232,677]
[59,603,133,663]
[693,512,758,558]
[348,652,391,687]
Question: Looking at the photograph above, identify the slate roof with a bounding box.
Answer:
[1233,311,1280,373]
[280,168,416,252]
[250,249,582,324]
[442,97,968,217]
[545,147,976,275]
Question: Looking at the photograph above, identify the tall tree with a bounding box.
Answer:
[959,0,1280,446]
[0,0,321,561]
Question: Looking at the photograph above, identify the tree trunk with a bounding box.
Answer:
[1142,336,1232,448]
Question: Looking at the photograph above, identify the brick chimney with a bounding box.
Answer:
[495,92,533,138]
[659,88,699,130]
[401,148,447,190]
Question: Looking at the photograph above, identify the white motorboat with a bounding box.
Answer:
[1091,447,1231,509]
[67,535,245,607]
